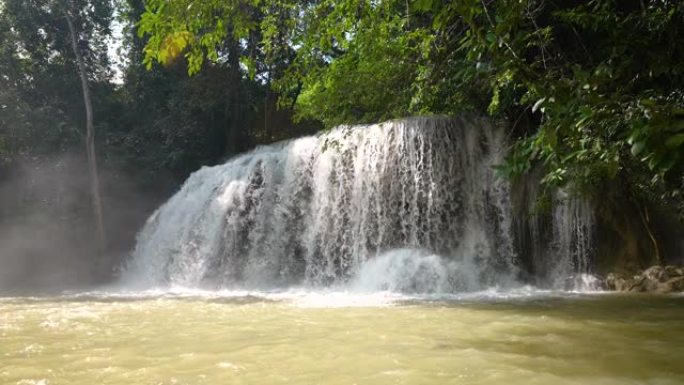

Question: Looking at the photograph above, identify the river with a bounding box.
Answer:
[2,291,682,385]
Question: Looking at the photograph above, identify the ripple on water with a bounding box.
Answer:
[0,291,682,385]
[16,380,49,385]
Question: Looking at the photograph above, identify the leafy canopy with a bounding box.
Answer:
[137,0,684,212]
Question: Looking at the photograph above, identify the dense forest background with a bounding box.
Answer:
[1,0,683,290]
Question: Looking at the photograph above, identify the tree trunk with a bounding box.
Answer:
[226,38,241,155]
[637,202,662,265]
[65,11,107,256]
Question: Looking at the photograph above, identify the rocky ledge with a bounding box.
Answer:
[604,265,684,293]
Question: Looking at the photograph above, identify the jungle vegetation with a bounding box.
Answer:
[1,0,683,270]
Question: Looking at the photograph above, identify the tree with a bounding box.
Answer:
[0,0,114,255]
[65,6,106,254]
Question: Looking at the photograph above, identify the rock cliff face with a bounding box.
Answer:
[513,163,684,285]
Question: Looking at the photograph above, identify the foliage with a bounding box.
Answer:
[0,0,114,162]
[431,0,684,193]
[134,0,684,216]
[0,0,319,262]
[3,0,684,226]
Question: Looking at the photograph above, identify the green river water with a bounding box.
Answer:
[1,292,683,385]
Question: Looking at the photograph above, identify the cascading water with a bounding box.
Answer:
[549,192,596,289]
[348,248,483,294]
[512,172,596,289]
[122,116,602,292]
[122,116,519,291]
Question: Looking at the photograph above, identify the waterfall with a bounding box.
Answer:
[122,116,519,290]
[549,192,595,288]
[513,174,596,289]
[122,116,600,292]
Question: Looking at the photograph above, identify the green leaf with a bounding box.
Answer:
[240,56,257,80]
[664,119,684,132]
[665,133,684,149]
[412,0,434,12]
[531,97,545,113]
[640,99,657,107]
[631,141,645,156]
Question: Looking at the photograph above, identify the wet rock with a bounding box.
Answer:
[605,265,684,293]
[604,273,618,290]
[656,276,684,293]
[664,265,684,279]
[627,276,644,292]
[615,278,631,291]
[628,275,659,292]
[605,273,630,291]
[605,272,646,292]
[642,265,668,282]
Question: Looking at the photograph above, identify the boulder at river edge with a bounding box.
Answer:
[605,265,684,293]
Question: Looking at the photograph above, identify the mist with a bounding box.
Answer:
[0,153,168,293]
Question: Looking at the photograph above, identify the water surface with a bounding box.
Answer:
[1,292,682,384]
